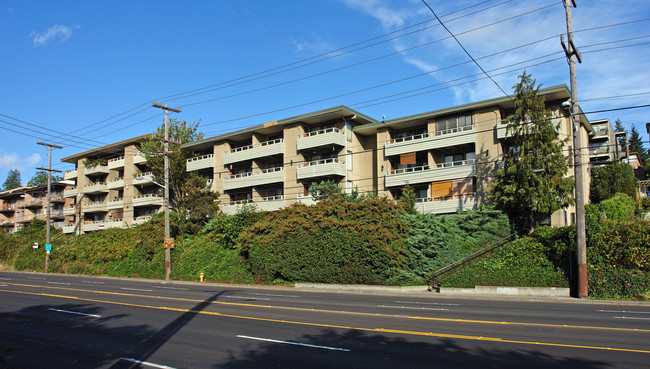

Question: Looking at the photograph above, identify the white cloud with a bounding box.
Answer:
[32,24,73,46]
[0,153,19,169]
[0,151,41,170]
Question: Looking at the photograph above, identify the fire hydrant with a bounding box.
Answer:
[199,272,204,282]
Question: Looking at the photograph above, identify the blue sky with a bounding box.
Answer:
[2,0,650,183]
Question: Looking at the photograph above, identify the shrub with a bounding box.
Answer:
[438,236,569,288]
[239,197,409,284]
[598,193,637,221]
[172,236,254,283]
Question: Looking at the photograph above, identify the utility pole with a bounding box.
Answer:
[561,0,587,298]
[151,101,181,281]
[37,142,63,272]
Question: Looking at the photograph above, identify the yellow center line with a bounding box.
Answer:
[1,287,649,354]
[3,282,650,334]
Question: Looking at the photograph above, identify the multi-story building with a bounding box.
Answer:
[588,119,619,166]
[0,183,68,233]
[182,84,592,227]
[60,135,163,234]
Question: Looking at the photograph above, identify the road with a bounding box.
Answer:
[0,271,648,368]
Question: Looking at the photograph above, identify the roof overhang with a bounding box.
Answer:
[61,134,152,163]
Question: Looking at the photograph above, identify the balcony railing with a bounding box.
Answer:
[64,169,78,180]
[385,159,476,187]
[107,156,125,169]
[296,158,346,180]
[107,177,124,190]
[297,128,345,151]
[187,153,214,172]
[133,172,155,185]
[384,126,475,157]
[223,167,284,191]
[133,152,147,164]
[85,164,109,175]
[415,193,477,214]
[133,194,163,207]
[63,187,78,198]
[107,198,124,209]
[224,139,284,165]
[84,182,108,194]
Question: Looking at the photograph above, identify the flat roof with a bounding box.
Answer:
[61,134,152,163]
[182,105,379,151]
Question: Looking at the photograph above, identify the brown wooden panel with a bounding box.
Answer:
[431,180,452,197]
[400,152,416,165]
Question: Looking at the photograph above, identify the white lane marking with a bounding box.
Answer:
[614,316,650,320]
[249,292,300,298]
[237,335,350,352]
[596,309,650,315]
[0,284,7,287]
[120,287,153,292]
[28,277,45,280]
[120,358,177,369]
[82,280,105,284]
[378,305,449,311]
[223,295,271,300]
[154,286,189,291]
[47,282,71,285]
[0,278,12,280]
[48,308,101,318]
[395,300,459,306]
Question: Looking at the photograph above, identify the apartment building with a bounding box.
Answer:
[183,84,592,226]
[183,106,379,214]
[588,119,620,166]
[60,135,163,234]
[0,183,68,233]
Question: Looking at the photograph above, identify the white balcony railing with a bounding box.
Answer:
[224,139,284,165]
[64,169,78,180]
[297,128,345,151]
[108,156,125,169]
[186,153,214,172]
[385,159,476,187]
[384,126,475,157]
[296,158,346,180]
[223,167,284,191]
[415,193,477,214]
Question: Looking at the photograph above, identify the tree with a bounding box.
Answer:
[629,126,648,164]
[590,162,637,203]
[614,119,626,155]
[398,184,417,215]
[308,180,344,201]
[177,174,220,224]
[3,169,22,190]
[490,71,574,233]
[27,170,63,187]
[139,118,206,211]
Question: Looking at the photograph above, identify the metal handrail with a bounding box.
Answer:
[429,232,516,292]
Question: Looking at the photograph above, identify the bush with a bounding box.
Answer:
[172,236,254,283]
[239,197,409,284]
[598,193,637,221]
[589,268,649,300]
[438,236,569,288]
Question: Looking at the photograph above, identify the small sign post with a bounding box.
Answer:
[33,242,39,250]
[164,238,174,249]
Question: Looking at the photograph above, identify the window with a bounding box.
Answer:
[436,114,472,134]
[347,150,353,171]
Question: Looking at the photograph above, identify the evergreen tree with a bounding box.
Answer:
[490,71,574,233]
[614,119,627,155]
[139,118,206,211]
[629,126,648,164]
[27,170,62,187]
[3,169,22,190]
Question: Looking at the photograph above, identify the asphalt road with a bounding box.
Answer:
[0,271,648,368]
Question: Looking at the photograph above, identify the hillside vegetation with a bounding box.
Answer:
[1,193,647,299]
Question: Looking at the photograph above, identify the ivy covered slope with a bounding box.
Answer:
[238,196,410,285]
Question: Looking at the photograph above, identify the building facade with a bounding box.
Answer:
[0,183,68,233]
[51,84,594,234]
[59,135,163,234]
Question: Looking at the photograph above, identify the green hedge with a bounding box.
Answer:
[239,197,409,284]
[438,236,569,288]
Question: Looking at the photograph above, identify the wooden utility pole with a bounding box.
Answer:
[151,101,181,281]
[37,142,63,272]
[561,0,587,298]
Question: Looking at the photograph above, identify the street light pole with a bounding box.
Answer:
[151,101,181,281]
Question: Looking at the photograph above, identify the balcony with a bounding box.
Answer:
[133,194,163,207]
[64,169,78,180]
[133,172,156,186]
[85,164,109,175]
[187,154,214,172]
[108,156,125,169]
[222,196,285,215]
[384,126,475,157]
[133,152,147,164]
[224,139,283,165]
[592,125,609,139]
[133,215,153,225]
[297,128,345,151]
[63,206,76,216]
[590,147,611,160]
[84,182,108,194]
[83,201,107,213]
[107,177,124,190]
[24,199,43,208]
[415,193,477,214]
[296,194,318,206]
[62,223,77,234]
[385,159,476,187]
[297,158,346,180]
[107,198,124,210]
[0,204,16,213]
[223,167,284,191]
[63,187,78,198]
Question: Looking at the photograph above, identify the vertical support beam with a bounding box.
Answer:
[151,101,181,281]
[37,142,63,272]
[563,0,588,298]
